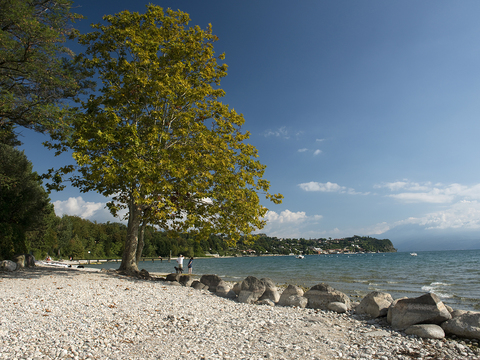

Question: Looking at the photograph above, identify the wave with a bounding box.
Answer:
[430,282,452,286]
[421,282,454,299]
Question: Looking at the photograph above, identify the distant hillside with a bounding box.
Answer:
[238,235,397,255]
[317,236,397,253]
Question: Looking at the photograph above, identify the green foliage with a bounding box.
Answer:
[235,235,396,255]
[51,5,282,272]
[20,213,396,260]
[0,144,53,260]
[25,215,128,260]
[317,235,396,252]
[0,0,93,136]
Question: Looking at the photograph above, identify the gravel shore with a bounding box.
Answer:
[1,265,479,360]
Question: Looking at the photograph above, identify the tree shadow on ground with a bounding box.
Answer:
[0,265,169,284]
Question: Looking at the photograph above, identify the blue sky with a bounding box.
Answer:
[19,1,480,251]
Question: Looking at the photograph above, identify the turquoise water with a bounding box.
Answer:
[86,249,480,311]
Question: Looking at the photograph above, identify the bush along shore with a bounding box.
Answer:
[1,260,480,359]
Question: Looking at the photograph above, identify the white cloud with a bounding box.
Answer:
[376,180,480,204]
[257,209,323,238]
[298,181,368,195]
[298,148,308,152]
[299,181,346,192]
[264,209,309,224]
[264,126,289,139]
[52,196,128,223]
[313,149,322,156]
[395,200,480,230]
[388,191,454,204]
[316,138,325,142]
[375,181,433,192]
[53,197,104,219]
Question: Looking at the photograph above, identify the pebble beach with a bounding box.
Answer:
[1,265,479,360]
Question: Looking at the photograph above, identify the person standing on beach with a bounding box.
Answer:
[188,257,193,274]
[176,254,184,273]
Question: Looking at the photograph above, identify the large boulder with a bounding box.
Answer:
[27,254,35,267]
[12,254,35,268]
[387,297,407,324]
[328,302,348,313]
[451,309,469,318]
[356,291,393,318]
[0,260,17,272]
[304,283,351,310]
[278,285,306,307]
[257,299,275,307]
[232,282,242,295]
[200,274,223,293]
[166,273,180,282]
[138,269,153,280]
[389,293,452,330]
[191,280,207,290]
[178,274,194,287]
[238,276,266,304]
[441,311,480,340]
[405,324,445,339]
[281,295,308,308]
[258,278,280,303]
[216,280,237,299]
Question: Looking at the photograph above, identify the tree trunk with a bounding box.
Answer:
[136,219,146,265]
[119,200,142,273]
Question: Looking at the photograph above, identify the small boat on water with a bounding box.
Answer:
[410,253,417,256]
[296,255,305,259]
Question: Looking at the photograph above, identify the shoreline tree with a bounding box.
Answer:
[52,6,282,273]
[0,144,53,259]
[0,0,94,258]
[0,0,92,139]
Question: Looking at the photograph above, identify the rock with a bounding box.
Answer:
[281,295,308,308]
[138,269,152,280]
[257,299,275,306]
[12,254,34,268]
[258,278,280,303]
[451,309,469,318]
[166,273,180,282]
[304,283,351,310]
[26,254,35,267]
[387,297,407,324]
[328,302,348,313]
[238,276,266,304]
[356,291,393,318]
[0,260,17,272]
[390,293,452,330]
[12,254,26,268]
[178,274,193,287]
[216,281,237,299]
[405,324,445,339]
[191,280,207,290]
[351,301,360,309]
[278,285,304,306]
[232,282,242,295]
[215,280,231,294]
[199,274,223,292]
[441,311,480,340]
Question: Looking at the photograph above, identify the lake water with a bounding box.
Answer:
[86,249,480,312]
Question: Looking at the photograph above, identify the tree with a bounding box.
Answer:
[0,144,53,259]
[53,5,282,273]
[0,0,92,136]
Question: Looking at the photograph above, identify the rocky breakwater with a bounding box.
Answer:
[164,272,480,359]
